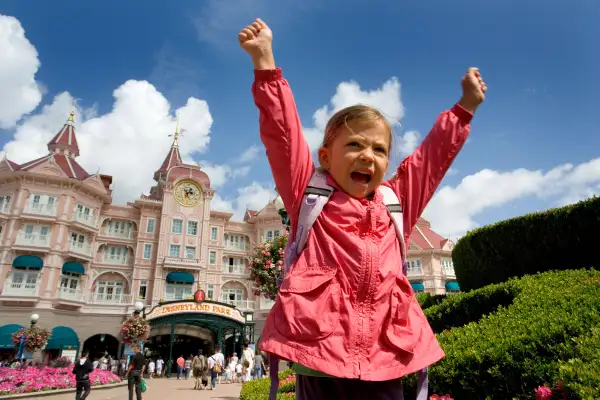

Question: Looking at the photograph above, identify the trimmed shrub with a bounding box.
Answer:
[452,196,600,291]
[416,292,447,310]
[240,369,296,400]
[418,269,600,399]
[243,270,600,399]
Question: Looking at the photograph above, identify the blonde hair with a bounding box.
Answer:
[322,105,393,150]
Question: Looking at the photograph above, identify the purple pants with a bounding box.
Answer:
[296,374,404,400]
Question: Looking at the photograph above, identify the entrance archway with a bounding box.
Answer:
[82,334,119,361]
[145,299,248,377]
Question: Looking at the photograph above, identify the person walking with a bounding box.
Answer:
[184,355,192,379]
[207,346,224,390]
[155,356,163,377]
[191,350,208,390]
[127,344,146,400]
[72,349,93,400]
[253,350,266,380]
[176,355,184,379]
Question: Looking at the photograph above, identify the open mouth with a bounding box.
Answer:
[350,170,372,184]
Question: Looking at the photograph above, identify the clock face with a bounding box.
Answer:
[173,180,202,207]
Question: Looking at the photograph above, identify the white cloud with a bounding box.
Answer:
[423,158,600,239]
[4,81,213,204]
[239,145,261,163]
[0,15,43,128]
[303,78,403,152]
[211,181,276,221]
[396,130,420,157]
[200,162,251,188]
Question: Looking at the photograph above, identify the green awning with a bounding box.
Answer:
[12,255,43,269]
[0,324,24,349]
[45,326,80,350]
[411,282,425,291]
[62,261,85,275]
[445,281,461,291]
[166,272,194,284]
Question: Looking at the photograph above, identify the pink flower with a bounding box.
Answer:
[535,386,553,400]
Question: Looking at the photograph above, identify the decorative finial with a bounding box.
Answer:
[169,112,184,147]
[67,110,75,125]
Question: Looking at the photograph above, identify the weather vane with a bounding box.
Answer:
[169,113,185,147]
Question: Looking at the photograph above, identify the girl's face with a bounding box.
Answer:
[318,120,390,199]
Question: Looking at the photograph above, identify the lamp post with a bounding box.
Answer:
[16,313,39,360]
[133,301,144,317]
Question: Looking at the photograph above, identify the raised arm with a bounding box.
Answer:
[387,68,487,234]
[240,19,313,219]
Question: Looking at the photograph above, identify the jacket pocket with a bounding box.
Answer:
[274,265,340,341]
[383,276,422,354]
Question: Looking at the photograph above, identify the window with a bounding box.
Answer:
[165,283,193,301]
[143,244,152,259]
[209,251,216,264]
[185,246,196,259]
[0,195,12,212]
[407,259,422,274]
[138,280,147,299]
[94,281,124,302]
[103,246,129,264]
[264,229,281,242]
[223,257,245,274]
[187,221,198,236]
[10,269,39,292]
[169,244,180,257]
[441,258,454,274]
[27,194,57,213]
[74,204,93,222]
[172,219,183,234]
[224,234,245,251]
[108,221,133,237]
[59,272,80,298]
[221,288,244,303]
[207,284,214,300]
[210,226,218,241]
[146,218,155,233]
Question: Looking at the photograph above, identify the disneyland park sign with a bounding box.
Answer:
[145,296,245,324]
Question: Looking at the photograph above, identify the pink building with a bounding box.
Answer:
[0,112,458,363]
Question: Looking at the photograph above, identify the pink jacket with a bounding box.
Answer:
[254,68,472,381]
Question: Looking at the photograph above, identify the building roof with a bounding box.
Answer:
[154,122,184,182]
[47,111,80,157]
[409,218,452,250]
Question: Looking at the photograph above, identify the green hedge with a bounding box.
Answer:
[240,369,296,400]
[452,196,600,291]
[417,268,600,399]
[241,270,600,399]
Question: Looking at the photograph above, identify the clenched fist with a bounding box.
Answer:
[459,68,487,114]
[238,18,275,70]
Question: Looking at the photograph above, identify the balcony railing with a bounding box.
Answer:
[164,257,200,266]
[220,299,254,310]
[407,268,423,277]
[23,203,57,217]
[87,293,132,305]
[73,212,96,227]
[102,254,129,265]
[163,292,194,301]
[70,241,93,257]
[15,233,50,247]
[106,229,135,239]
[442,267,456,277]
[222,265,246,275]
[56,287,85,302]
[2,281,38,297]
[224,244,246,252]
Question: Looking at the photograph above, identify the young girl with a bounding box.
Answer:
[238,18,486,399]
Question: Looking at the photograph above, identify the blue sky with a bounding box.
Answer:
[0,0,598,238]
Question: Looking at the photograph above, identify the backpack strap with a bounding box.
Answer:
[278,170,334,286]
[378,185,406,262]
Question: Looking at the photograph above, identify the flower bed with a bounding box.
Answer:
[0,367,121,396]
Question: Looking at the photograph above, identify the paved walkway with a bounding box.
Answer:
[40,378,243,400]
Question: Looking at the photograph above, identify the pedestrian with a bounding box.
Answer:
[155,356,163,377]
[207,346,224,390]
[176,355,184,379]
[127,344,145,400]
[72,349,93,400]
[184,355,192,379]
[147,359,155,379]
[253,350,266,380]
[191,350,208,390]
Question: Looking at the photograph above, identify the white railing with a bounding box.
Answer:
[70,241,93,256]
[106,229,135,239]
[163,292,194,301]
[87,293,132,305]
[224,244,246,252]
[2,281,38,297]
[222,265,246,275]
[15,233,50,247]
[73,212,96,227]
[164,257,200,265]
[407,269,423,277]
[57,287,85,302]
[0,203,11,213]
[23,203,57,216]
[220,299,254,310]
[102,254,129,265]
[442,267,456,277]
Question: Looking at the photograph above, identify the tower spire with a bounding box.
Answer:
[47,110,80,157]
[169,113,186,148]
